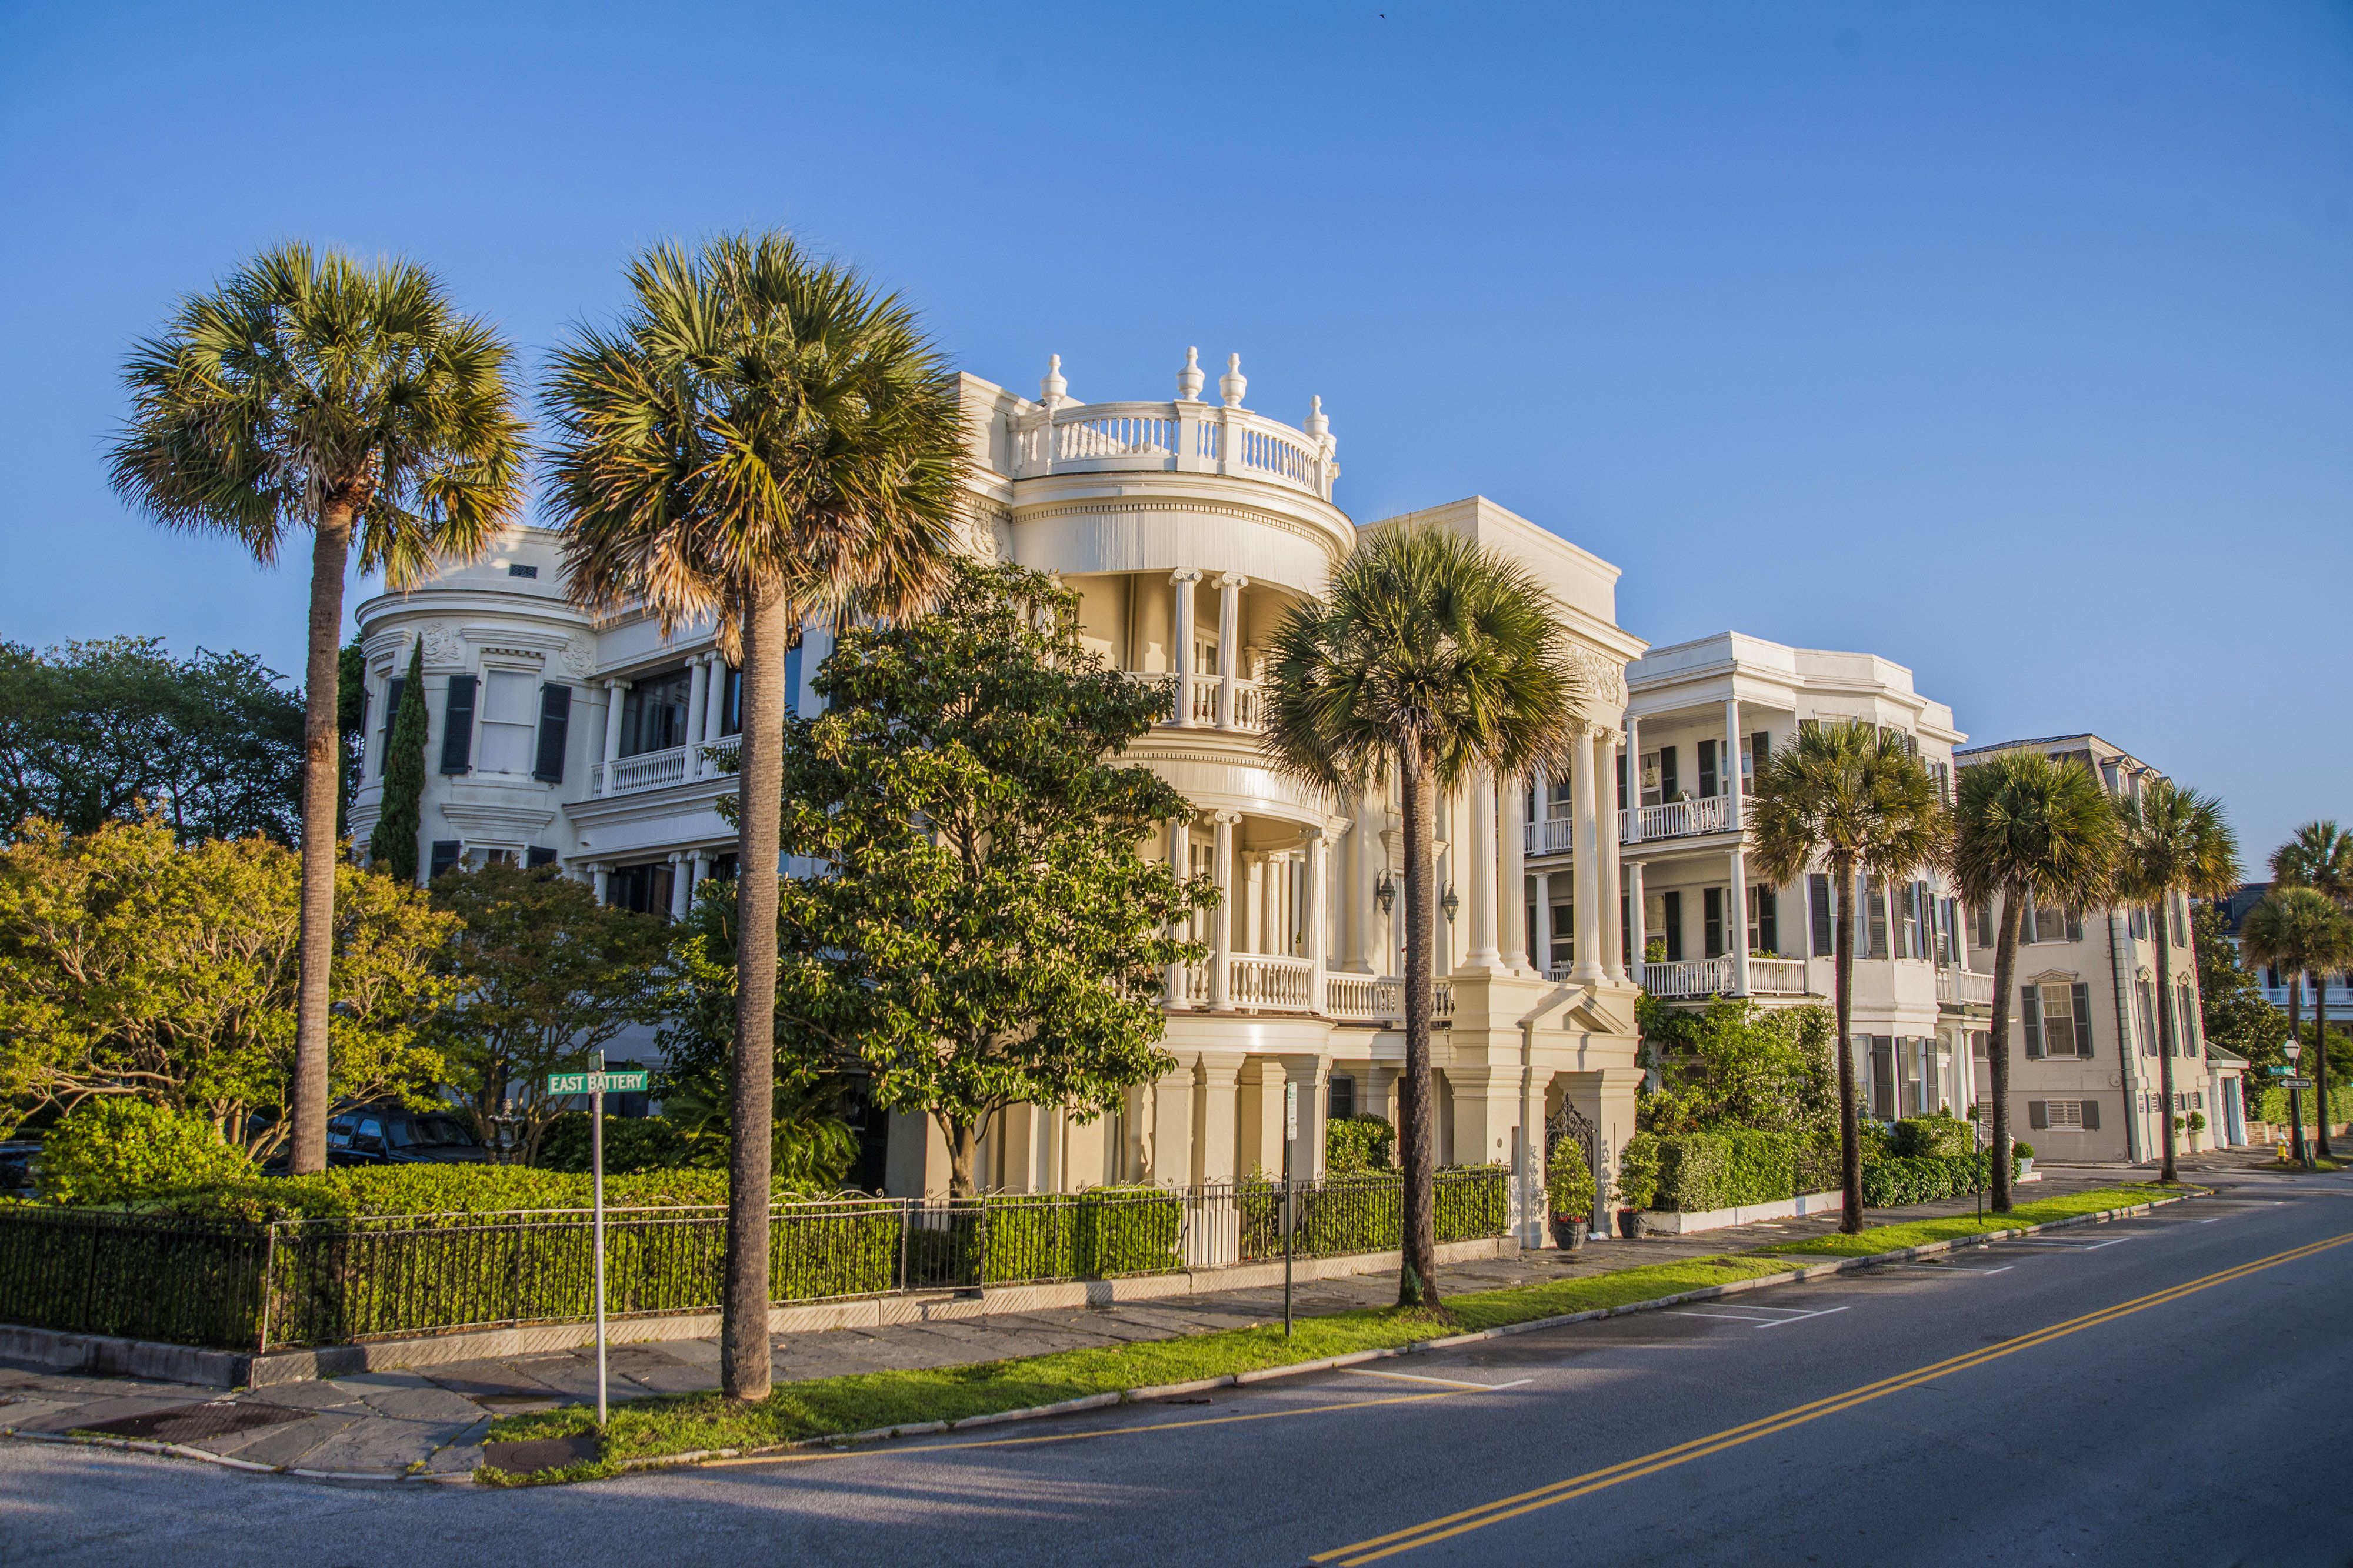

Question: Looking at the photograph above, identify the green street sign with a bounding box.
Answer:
[546,1070,651,1096]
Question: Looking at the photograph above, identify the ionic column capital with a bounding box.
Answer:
[1215,572,1250,591]
[1170,568,1203,585]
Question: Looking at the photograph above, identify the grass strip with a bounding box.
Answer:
[1747,1183,2184,1258]
[480,1253,1789,1482]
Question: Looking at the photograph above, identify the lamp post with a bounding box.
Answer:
[2285,1039,2310,1171]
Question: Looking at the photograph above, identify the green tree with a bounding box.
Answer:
[1264,525,1582,1305]
[109,244,525,1174]
[544,231,963,1400]
[1636,995,1838,1137]
[367,643,428,883]
[37,1099,255,1204]
[2194,902,2285,1079]
[2114,779,2241,1181]
[760,560,1212,1197]
[1749,720,1947,1231]
[0,815,456,1159]
[2272,820,2353,1153]
[2239,887,2353,1158]
[425,862,668,1163]
[0,637,304,845]
[1949,750,2115,1211]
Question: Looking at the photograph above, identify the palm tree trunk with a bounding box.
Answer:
[720,583,788,1403]
[1987,889,2023,1213]
[1397,758,1439,1307]
[2312,973,2332,1158]
[1832,855,1862,1233]
[2152,902,2181,1183]
[289,511,354,1176]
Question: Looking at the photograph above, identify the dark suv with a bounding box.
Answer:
[326,1108,489,1166]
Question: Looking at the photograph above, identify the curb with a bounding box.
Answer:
[0,1426,469,1483]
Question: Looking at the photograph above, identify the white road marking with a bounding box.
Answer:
[1339,1368,1532,1392]
[1889,1262,2014,1275]
[1668,1305,1849,1329]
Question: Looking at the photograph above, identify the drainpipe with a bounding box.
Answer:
[2106,909,2141,1164]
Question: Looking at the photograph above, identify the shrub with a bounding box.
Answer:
[2187,1111,2207,1133]
[1795,1141,1842,1196]
[1325,1115,1397,1174]
[1618,1132,1662,1211]
[1648,1130,1797,1212]
[1858,1151,2022,1208]
[981,1186,1184,1283]
[1889,1113,1975,1160]
[141,1163,739,1223]
[1545,1141,1595,1220]
[537,1115,703,1176]
[36,1100,254,1205]
[2012,1140,2034,1160]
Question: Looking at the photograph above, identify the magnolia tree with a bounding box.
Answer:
[757,561,1215,1196]
[0,815,454,1156]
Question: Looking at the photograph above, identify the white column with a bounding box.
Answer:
[686,849,709,913]
[1534,870,1553,979]
[1305,829,1331,1013]
[668,853,690,920]
[684,656,710,778]
[1209,812,1237,1009]
[1529,766,1549,855]
[1167,817,1193,1009]
[1171,571,1200,726]
[1724,696,1744,822]
[1623,714,1642,842]
[1215,573,1246,728]
[704,656,730,745]
[1599,730,1627,984]
[1728,845,1752,995]
[1244,851,1267,954]
[1465,763,1505,973]
[1626,859,1647,989]
[591,863,610,906]
[1348,793,1381,972]
[1571,728,1604,983]
[598,679,629,795]
[1500,770,1529,972]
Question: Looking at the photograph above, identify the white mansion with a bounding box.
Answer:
[349,349,2245,1225]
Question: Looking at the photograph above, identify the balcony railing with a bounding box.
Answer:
[1937,967,1995,1006]
[1171,967,1451,1022]
[1750,957,1811,995]
[1524,816,1576,856]
[1229,954,1318,1012]
[591,745,689,798]
[1009,398,1337,502]
[1124,669,1269,734]
[1625,794,1741,842]
[1642,957,1738,997]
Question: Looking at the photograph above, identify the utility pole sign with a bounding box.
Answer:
[1283,1082,1298,1339]
[549,1055,646,1425]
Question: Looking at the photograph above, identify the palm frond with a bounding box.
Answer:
[1747,719,1948,889]
[2113,778,2240,908]
[1949,748,2116,912]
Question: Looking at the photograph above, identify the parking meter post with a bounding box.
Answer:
[592,1049,608,1427]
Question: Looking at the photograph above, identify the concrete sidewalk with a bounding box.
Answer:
[0,1163,2181,1480]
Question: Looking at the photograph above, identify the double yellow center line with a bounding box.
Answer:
[1315,1228,2353,1565]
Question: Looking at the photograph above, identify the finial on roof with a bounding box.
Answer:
[1177,346,1204,402]
[1305,395,1329,441]
[1041,353,1068,407]
[1219,352,1247,408]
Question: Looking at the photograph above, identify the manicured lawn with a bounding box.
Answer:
[1749,1183,2184,1258]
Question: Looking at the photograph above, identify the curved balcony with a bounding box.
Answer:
[1011,398,1337,503]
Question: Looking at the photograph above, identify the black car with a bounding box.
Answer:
[326,1108,489,1166]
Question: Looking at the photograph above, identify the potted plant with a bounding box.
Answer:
[2012,1139,2034,1176]
[1616,1132,1659,1239]
[2187,1110,2207,1151]
[1546,1142,1595,1250]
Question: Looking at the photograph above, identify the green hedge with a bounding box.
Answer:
[149,1165,739,1223]
[538,1115,704,1175]
[980,1187,1185,1283]
[1858,1152,2019,1208]
[1238,1166,1510,1259]
[1650,1131,1798,1212]
[1325,1115,1397,1174]
[1889,1114,1976,1160]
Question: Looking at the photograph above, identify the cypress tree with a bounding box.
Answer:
[367,643,428,883]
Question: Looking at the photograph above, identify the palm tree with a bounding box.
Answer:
[1949,750,2116,1212]
[2240,887,2353,1163]
[543,232,962,1402]
[1748,722,1946,1233]
[2272,820,2353,1153]
[2113,779,2240,1183]
[109,245,525,1174]
[1264,525,1582,1309]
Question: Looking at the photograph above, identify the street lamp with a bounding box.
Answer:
[2285,1039,2310,1170]
[1374,871,1395,916]
[1442,882,1460,924]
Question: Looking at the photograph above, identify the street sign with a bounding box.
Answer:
[546,1070,649,1096]
[2281,1076,2315,1089]
[1284,1082,1298,1141]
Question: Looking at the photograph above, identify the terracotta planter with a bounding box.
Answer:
[1549,1216,1588,1250]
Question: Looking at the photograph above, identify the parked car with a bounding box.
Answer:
[326,1108,489,1166]
[0,1141,40,1198]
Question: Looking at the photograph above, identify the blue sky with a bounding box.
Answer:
[1,2,2347,862]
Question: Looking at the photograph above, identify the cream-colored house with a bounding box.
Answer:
[349,350,1647,1241]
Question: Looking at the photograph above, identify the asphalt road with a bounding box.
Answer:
[5,1171,2349,1566]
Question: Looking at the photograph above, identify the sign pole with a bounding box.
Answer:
[592,1049,608,1427]
[1283,1081,1297,1340]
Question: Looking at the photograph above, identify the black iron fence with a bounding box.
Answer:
[0,1166,1511,1353]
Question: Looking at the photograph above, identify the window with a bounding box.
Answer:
[476,670,539,775]
[1898,882,1926,960]
[2177,982,2201,1056]
[1697,739,1718,800]
[526,846,558,869]
[606,860,676,918]
[2028,1100,2101,1132]
[2023,980,2094,1058]
[1809,875,1834,958]
[1742,730,1770,785]
[1551,900,1575,961]
[1548,772,1574,820]
[1657,745,1679,802]
[2135,978,2157,1057]
[427,839,462,882]
[1854,872,1888,959]
[2171,893,2190,946]
[1638,750,1664,808]
[1975,899,1994,950]
[1749,884,1777,955]
[2131,906,2149,940]
[1328,1074,1357,1122]
[376,670,405,776]
[620,668,693,756]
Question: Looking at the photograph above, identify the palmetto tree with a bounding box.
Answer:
[1949,750,2116,1213]
[1748,722,1946,1233]
[2272,820,2353,1154]
[109,245,525,1174]
[2114,779,2239,1183]
[2239,887,2353,1161]
[543,232,962,1402]
[1264,525,1582,1308]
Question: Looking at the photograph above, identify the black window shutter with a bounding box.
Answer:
[1870,1039,1896,1119]
[439,674,477,775]
[1810,875,1834,958]
[1663,890,1684,961]
[427,839,462,881]
[526,846,558,869]
[1975,900,1993,950]
[1757,885,1778,954]
[1751,730,1770,772]
[2066,909,2084,942]
[1615,751,1627,808]
[2071,982,2095,1056]
[2022,987,2045,1057]
[2081,1099,2101,1132]
[1659,746,1678,800]
[2029,1100,2049,1131]
[533,683,572,782]
[381,676,405,755]
[1698,739,1718,799]
[1703,887,1724,959]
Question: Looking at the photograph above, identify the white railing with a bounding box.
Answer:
[1182,962,1211,1008]
[1187,672,1221,727]
[1626,794,1740,842]
[1749,957,1812,996]
[1524,816,1577,856]
[698,732,742,777]
[1228,954,1318,1012]
[1124,669,1269,733]
[1937,967,1994,1006]
[1642,956,1738,997]
[1008,398,1337,501]
[592,745,689,798]
[1326,974,1399,1022]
